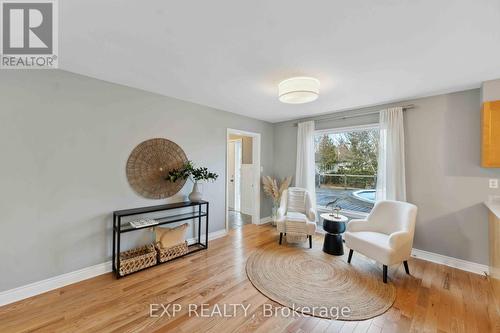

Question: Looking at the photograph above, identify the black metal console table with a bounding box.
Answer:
[112,200,209,278]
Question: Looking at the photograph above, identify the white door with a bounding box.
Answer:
[228,141,236,210]
[240,164,255,215]
[227,140,242,211]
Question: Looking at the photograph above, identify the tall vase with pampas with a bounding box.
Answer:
[262,176,292,224]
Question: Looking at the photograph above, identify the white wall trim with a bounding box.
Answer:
[259,216,272,224]
[187,229,228,243]
[411,248,488,276]
[204,229,228,241]
[0,229,228,307]
[0,261,112,307]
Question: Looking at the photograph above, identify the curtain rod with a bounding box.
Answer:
[292,104,415,126]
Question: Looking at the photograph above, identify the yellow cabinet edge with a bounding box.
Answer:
[481,100,500,168]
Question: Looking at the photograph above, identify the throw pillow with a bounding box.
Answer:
[155,223,188,248]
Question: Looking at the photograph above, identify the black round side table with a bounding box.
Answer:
[321,213,348,256]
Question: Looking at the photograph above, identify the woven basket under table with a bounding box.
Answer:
[155,241,189,263]
[119,244,157,276]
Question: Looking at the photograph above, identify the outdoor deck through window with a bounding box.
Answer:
[315,125,379,214]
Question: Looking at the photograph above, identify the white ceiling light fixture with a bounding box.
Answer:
[278,77,320,104]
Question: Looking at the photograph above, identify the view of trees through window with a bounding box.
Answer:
[314,127,379,213]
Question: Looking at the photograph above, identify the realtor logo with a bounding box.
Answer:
[1,0,58,68]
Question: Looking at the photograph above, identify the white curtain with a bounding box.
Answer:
[296,121,317,209]
[376,107,406,201]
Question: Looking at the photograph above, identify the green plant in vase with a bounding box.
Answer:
[167,161,218,201]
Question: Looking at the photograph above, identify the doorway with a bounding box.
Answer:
[226,129,261,231]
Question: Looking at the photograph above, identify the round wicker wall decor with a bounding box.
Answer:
[126,138,188,199]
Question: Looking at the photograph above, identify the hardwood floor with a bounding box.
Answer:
[0,224,498,333]
[228,210,252,229]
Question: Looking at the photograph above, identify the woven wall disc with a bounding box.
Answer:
[126,138,188,199]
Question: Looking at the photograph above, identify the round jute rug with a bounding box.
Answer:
[246,246,396,320]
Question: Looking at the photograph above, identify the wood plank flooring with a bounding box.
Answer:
[0,224,498,332]
[228,210,252,229]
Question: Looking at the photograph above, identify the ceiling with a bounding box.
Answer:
[60,1,500,123]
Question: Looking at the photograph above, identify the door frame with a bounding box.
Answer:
[226,128,261,231]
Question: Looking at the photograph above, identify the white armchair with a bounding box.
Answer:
[344,200,417,283]
[276,187,317,248]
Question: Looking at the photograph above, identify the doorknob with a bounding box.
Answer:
[230,179,234,182]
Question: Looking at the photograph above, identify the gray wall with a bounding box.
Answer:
[274,89,500,265]
[1,70,498,292]
[482,78,500,102]
[0,70,274,291]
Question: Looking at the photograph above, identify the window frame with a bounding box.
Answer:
[314,123,380,218]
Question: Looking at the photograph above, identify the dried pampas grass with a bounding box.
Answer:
[262,176,292,204]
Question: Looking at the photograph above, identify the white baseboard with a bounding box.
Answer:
[0,230,486,307]
[204,229,228,241]
[0,261,112,307]
[411,248,489,276]
[259,216,273,224]
[0,229,228,307]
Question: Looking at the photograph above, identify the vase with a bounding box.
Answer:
[188,182,203,201]
[271,203,279,225]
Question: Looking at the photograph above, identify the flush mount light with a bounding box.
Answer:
[278,77,320,104]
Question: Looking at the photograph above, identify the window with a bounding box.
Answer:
[314,125,379,214]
